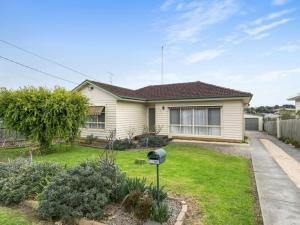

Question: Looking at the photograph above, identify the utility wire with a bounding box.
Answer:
[0,39,97,80]
[0,55,78,85]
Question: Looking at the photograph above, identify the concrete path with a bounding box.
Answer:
[248,131,300,225]
[261,138,300,189]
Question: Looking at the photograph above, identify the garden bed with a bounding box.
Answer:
[101,197,183,225]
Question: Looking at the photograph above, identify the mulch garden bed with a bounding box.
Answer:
[101,198,181,225]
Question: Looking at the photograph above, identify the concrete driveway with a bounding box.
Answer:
[249,131,300,225]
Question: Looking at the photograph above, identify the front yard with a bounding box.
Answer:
[0,144,256,225]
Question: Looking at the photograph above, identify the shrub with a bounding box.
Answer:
[0,158,29,178]
[147,184,167,202]
[139,135,167,148]
[134,195,153,222]
[0,87,88,153]
[85,134,98,144]
[123,177,147,195]
[38,160,125,222]
[0,160,61,205]
[122,191,143,212]
[106,138,136,150]
[150,202,170,223]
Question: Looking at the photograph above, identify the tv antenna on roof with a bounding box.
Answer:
[161,44,165,84]
[107,72,114,85]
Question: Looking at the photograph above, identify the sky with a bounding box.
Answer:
[0,0,299,106]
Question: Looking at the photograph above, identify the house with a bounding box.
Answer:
[74,80,252,142]
[288,94,300,112]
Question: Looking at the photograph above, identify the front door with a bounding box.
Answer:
[148,108,156,132]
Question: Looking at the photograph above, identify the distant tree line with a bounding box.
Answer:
[246,104,295,114]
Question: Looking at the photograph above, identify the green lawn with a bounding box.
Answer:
[0,207,36,225]
[0,144,256,225]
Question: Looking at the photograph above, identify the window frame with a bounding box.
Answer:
[84,107,105,129]
[169,106,222,136]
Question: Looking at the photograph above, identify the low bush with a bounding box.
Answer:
[150,202,170,223]
[85,134,98,144]
[123,191,143,212]
[0,159,61,206]
[38,160,125,223]
[121,177,169,222]
[134,195,153,222]
[279,136,300,148]
[107,138,136,150]
[147,184,167,202]
[123,177,147,195]
[139,135,167,148]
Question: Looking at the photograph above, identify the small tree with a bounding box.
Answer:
[0,87,88,153]
[127,128,136,143]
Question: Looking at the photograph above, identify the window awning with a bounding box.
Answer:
[89,106,104,115]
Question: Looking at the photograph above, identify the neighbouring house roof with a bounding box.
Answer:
[288,94,300,101]
[76,80,252,102]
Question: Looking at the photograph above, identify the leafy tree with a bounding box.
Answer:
[0,87,88,153]
[278,108,295,120]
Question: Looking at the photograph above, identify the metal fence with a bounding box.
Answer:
[264,120,277,136]
[0,124,25,148]
[280,119,300,143]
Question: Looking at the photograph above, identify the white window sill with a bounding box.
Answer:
[81,128,106,131]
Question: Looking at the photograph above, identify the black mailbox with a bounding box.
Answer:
[147,148,166,165]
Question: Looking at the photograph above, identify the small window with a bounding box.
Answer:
[84,107,105,129]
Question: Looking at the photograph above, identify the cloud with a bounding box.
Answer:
[238,9,294,39]
[263,40,300,56]
[252,33,270,40]
[252,9,294,25]
[272,0,290,6]
[242,18,292,36]
[257,67,300,81]
[185,48,224,64]
[161,0,239,43]
[160,0,176,11]
[277,40,300,52]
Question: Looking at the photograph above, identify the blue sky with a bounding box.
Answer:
[0,0,299,106]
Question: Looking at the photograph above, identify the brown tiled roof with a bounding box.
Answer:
[87,80,252,101]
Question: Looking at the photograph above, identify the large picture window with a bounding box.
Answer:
[169,107,221,136]
[84,106,105,129]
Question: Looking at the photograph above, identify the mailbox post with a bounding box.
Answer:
[147,148,166,206]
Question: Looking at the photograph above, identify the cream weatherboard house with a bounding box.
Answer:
[288,94,300,112]
[74,80,252,142]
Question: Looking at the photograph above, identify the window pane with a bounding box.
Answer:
[99,114,105,122]
[208,127,221,135]
[194,127,208,135]
[98,123,105,129]
[194,109,207,125]
[181,109,192,125]
[170,125,180,133]
[208,108,220,126]
[181,126,192,134]
[86,115,97,123]
[170,109,180,124]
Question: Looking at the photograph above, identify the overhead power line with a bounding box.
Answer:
[0,39,97,80]
[0,55,78,85]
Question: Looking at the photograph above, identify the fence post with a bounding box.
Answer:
[276,117,281,139]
